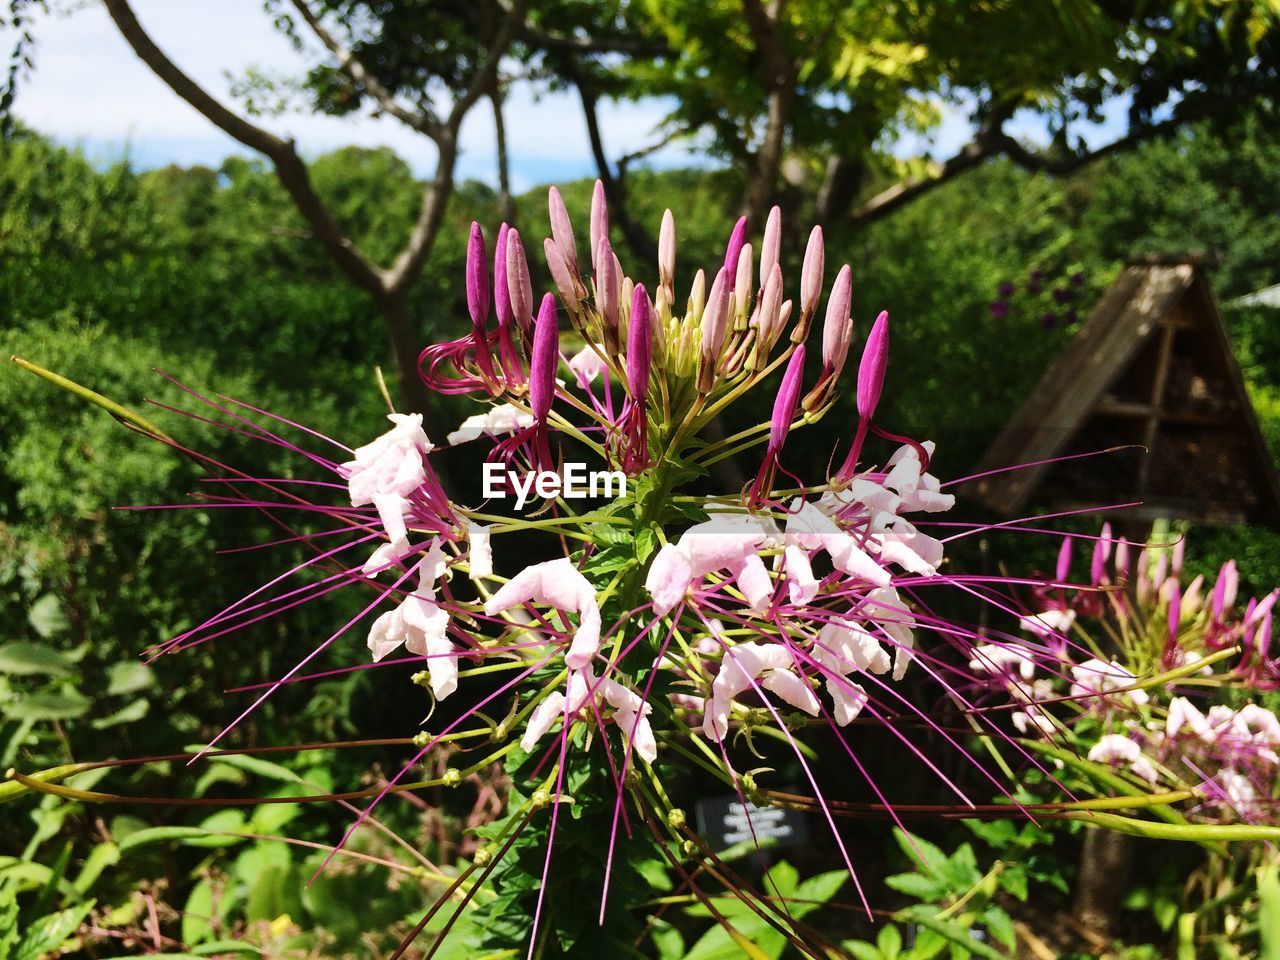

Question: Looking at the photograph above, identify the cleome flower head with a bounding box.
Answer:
[91,184,1115,957]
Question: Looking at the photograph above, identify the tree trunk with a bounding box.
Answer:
[490,84,516,224]
[380,292,432,418]
[1073,829,1134,939]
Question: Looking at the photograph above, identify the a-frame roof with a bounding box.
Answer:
[963,257,1280,528]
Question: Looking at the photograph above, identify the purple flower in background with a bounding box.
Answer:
[998,280,1016,298]
[1071,271,1086,287]
[1040,312,1058,330]
[1052,287,1073,305]
[989,300,1009,319]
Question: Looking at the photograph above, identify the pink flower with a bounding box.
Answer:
[703,641,819,740]
[1088,733,1158,783]
[484,558,601,670]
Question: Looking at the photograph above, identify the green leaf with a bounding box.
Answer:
[792,869,847,919]
[843,941,883,960]
[2,688,91,722]
[894,830,950,879]
[181,880,216,946]
[0,884,19,960]
[998,864,1027,902]
[651,920,685,960]
[26,595,69,638]
[1259,864,1280,960]
[90,698,149,729]
[877,924,903,960]
[981,906,1015,951]
[106,660,155,696]
[0,642,73,677]
[72,842,120,895]
[885,872,948,902]
[15,900,95,960]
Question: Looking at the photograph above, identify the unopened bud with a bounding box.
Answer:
[855,310,889,420]
[544,238,580,314]
[795,225,825,341]
[659,208,676,296]
[506,228,533,335]
[590,179,608,270]
[734,242,754,329]
[627,283,653,400]
[597,237,620,354]
[548,185,578,272]
[530,293,559,421]
[822,264,854,376]
[760,205,781,289]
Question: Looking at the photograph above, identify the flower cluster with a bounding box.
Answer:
[971,525,1280,822]
[144,183,1087,951]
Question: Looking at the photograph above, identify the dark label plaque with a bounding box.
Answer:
[695,793,809,853]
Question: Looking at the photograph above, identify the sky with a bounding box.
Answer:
[8,0,1128,192]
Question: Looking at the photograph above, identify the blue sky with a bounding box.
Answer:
[9,0,1130,191]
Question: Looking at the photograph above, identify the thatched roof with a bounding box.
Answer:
[963,258,1280,527]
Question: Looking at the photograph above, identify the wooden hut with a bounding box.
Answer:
[963,255,1280,527]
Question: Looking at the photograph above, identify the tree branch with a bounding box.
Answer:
[102,0,385,296]
[288,0,441,139]
[565,62,652,263]
[518,26,669,58]
[740,0,797,223]
[849,109,1190,228]
[385,0,530,293]
[446,0,530,130]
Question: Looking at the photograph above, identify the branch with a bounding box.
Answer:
[849,137,994,226]
[385,0,530,293]
[288,0,441,139]
[564,62,652,263]
[518,26,669,58]
[740,0,797,223]
[446,0,530,130]
[849,108,1191,228]
[102,0,384,295]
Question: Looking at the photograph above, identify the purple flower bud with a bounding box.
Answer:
[1257,611,1273,659]
[989,300,1009,319]
[548,186,578,273]
[822,264,854,375]
[701,268,731,361]
[1115,537,1131,581]
[466,222,489,330]
[723,216,748,275]
[506,228,533,333]
[590,180,608,270]
[1213,560,1239,619]
[1091,523,1112,586]
[800,226,825,320]
[760,205,781,289]
[1039,312,1057,330]
[1168,581,1182,644]
[855,310,889,420]
[659,209,676,287]
[627,283,652,400]
[494,223,512,331]
[756,263,784,348]
[597,237,620,351]
[530,293,559,421]
[770,344,805,451]
[1070,271,1086,287]
[1056,538,1072,583]
[998,281,1016,298]
[1172,535,1185,575]
[544,238,580,313]
[1052,287,1073,305]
